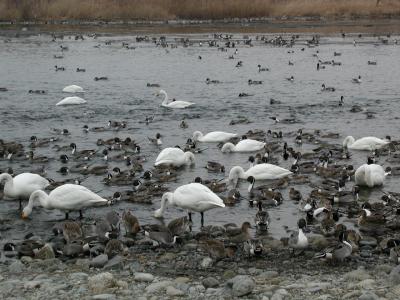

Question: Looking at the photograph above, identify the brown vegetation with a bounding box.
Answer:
[0,0,399,21]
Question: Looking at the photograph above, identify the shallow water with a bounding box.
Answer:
[0,32,399,243]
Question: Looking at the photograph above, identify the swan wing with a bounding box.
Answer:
[174,183,225,212]
[247,163,292,179]
[12,173,50,198]
[155,148,185,166]
[234,139,265,152]
[351,137,388,150]
[56,96,87,106]
[62,85,84,93]
[202,131,237,142]
[165,101,194,108]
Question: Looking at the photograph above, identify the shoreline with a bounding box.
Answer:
[1,17,400,35]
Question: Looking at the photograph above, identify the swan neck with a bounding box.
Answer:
[184,152,195,165]
[28,190,50,209]
[221,143,234,152]
[1,173,13,193]
[159,193,172,215]
[161,91,169,104]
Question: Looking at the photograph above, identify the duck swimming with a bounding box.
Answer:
[221,139,266,153]
[192,131,237,142]
[321,84,335,92]
[156,90,194,108]
[21,184,109,219]
[154,183,225,227]
[352,75,362,83]
[342,136,390,150]
[155,147,195,167]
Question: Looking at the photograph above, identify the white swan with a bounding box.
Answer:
[156,90,194,109]
[56,96,87,106]
[21,184,108,219]
[0,173,49,208]
[154,183,225,227]
[62,85,84,93]
[192,131,237,143]
[343,136,389,150]
[228,164,292,188]
[155,147,195,167]
[221,139,266,153]
[355,164,387,187]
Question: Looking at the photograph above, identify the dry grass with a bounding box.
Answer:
[0,0,400,21]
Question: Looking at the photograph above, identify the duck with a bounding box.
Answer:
[228,164,292,189]
[167,216,190,236]
[288,218,309,250]
[352,75,362,83]
[0,172,50,209]
[342,136,390,150]
[148,133,162,146]
[154,147,195,167]
[248,79,263,85]
[199,239,230,260]
[56,96,87,106]
[122,210,140,236]
[221,139,266,153]
[258,65,269,72]
[321,84,335,92]
[76,68,86,72]
[255,201,270,231]
[156,90,194,108]
[368,61,377,65]
[145,230,177,246]
[62,221,83,243]
[154,183,225,227]
[94,76,108,81]
[62,85,84,93]
[286,76,294,82]
[21,184,109,219]
[206,78,221,84]
[192,130,237,143]
[355,164,386,187]
[229,222,252,244]
[206,161,225,173]
[316,231,351,261]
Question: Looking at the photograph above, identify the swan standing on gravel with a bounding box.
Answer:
[21,184,109,219]
[154,183,225,227]
[228,164,292,189]
[62,85,84,93]
[343,136,390,150]
[156,90,194,108]
[221,139,266,153]
[56,96,87,106]
[192,131,237,142]
[155,147,195,167]
[355,164,387,187]
[0,172,49,209]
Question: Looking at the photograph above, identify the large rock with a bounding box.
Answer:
[90,254,109,268]
[134,272,154,282]
[390,265,400,285]
[200,257,213,269]
[35,244,55,260]
[103,255,123,270]
[8,260,25,273]
[88,272,116,293]
[227,275,255,297]
[358,291,379,300]
[166,286,185,297]
[92,294,116,300]
[202,277,219,288]
[344,267,371,281]
[145,280,173,294]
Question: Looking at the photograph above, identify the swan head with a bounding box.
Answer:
[0,173,12,185]
[228,166,244,188]
[184,151,195,166]
[154,192,173,218]
[192,131,203,142]
[21,206,32,219]
[342,136,355,148]
[221,142,235,153]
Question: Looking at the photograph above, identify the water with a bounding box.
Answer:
[0,32,399,243]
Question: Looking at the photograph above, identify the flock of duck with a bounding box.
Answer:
[1,32,400,264]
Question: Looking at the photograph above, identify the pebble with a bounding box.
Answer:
[390,265,400,285]
[90,254,109,268]
[24,280,41,289]
[145,280,172,294]
[227,275,255,297]
[344,267,371,281]
[166,286,185,297]
[200,257,213,268]
[103,255,124,270]
[359,237,378,247]
[88,272,116,293]
[8,260,25,273]
[356,279,375,289]
[358,291,379,300]
[92,294,116,300]
[202,277,219,288]
[134,272,154,282]
[69,272,89,281]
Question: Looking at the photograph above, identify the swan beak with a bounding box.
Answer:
[21,212,28,219]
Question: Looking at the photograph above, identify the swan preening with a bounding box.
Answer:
[343,136,390,150]
[21,184,109,219]
[228,164,292,189]
[62,85,84,93]
[156,90,194,108]
[355,164,387,187]
[221,139,266,153]
[154,183,225,227]
[0,172,49,208]
[56,96,87,106]
[192,131,237,143]
[155,147,195,167]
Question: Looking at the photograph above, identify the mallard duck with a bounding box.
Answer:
[122,210,140,236]
[255,201,270,231]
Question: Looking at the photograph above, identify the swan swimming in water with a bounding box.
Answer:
[221,139,266,153]
[154,183,225,227]
[62,85,84,93]
[155,147,195,167]
[355,164,387,187]
[228,164,292,189]
[21,184,109,219]
[156,90,194,108]
[0,172,49,208]
[192,131,237,142]
[56,96,87,106]
[343,136,390,150]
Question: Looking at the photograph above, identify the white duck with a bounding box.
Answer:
[56,96,87,106]
[228,164,292,189]
[355,164,387,187]
[62,85,84,93]
[192,131,237,142]
[21,184,108,219]
[154,183,225,227]
[343,136,389,150]
[156,90,194,108]
[0,172,49,209]
[155,147,195,167]
[221,139,266,153]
